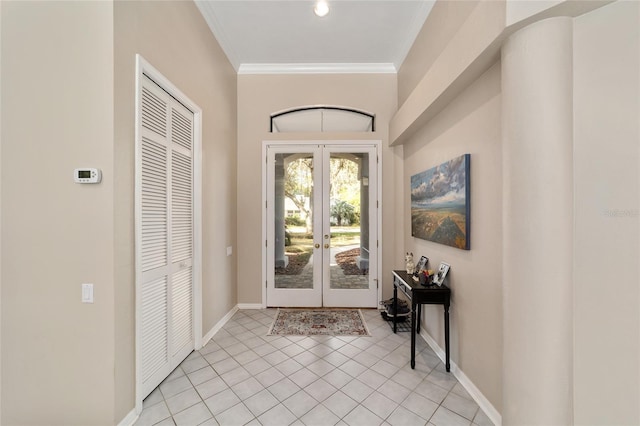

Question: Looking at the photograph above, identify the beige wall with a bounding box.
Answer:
[237,73,398,304]
[397,0,477,106]
[1,2,115,424]
[573,1,639,424]
[391,0,505,147]
[501,17,575,423]
[114,0,237,420]
[395,0,639,422]
[0,0,236,423]
[402,63,503,412]
[397,1,504,416]
[505,0,564,25]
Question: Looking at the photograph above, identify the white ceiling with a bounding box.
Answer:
[195,0,435,73]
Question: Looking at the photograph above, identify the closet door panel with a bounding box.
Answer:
[168,100,194,361]
[138,75,194,399]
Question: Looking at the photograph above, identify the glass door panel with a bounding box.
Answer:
[322,147,378,307]
[267,147,322,307]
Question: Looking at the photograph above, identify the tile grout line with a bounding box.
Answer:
[138,310,487,426]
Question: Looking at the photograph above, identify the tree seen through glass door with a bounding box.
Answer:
[274,154,367,289]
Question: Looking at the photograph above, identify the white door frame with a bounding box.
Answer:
[265,145,323,307]
[261,140,382,308]
[321,145,379,308]
[134,55,203,413]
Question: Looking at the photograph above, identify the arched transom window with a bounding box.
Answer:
[270,106,375,133]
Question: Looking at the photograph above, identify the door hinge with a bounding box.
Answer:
[377,156,379,163]
[377,200,379,208]
[266,280,268,288]
[375,279,379,289]
[266,200,268,209]
[377,240,379,248]
[265,239,268,247]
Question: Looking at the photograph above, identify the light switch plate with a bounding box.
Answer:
[226,246,233,256]
[82,283,94,303]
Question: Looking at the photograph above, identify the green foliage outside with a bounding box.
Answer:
[284,226,360,248]
[283,156,363,230]
[285,215,306,226]
[330,200,359,226]
[282,154,363,255]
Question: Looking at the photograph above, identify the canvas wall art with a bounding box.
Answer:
[411,154,470,250]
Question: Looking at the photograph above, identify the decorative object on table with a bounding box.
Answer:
[268,309,371,336]
[414,256,429,275]
[432,262,450,286]
[379,298,410,323]
[418,269,434,286]
[410,154,470,250]
[405,252,415,274]
[412,255,428,282]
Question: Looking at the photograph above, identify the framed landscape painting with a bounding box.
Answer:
[411,154,470,250]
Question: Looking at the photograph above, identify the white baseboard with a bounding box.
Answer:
[237,303,264,310]
[200,304,263,347]
[201,305,239,347]
[419,328,502,426]
[117,408,138,426]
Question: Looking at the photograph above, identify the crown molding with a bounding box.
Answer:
[195,1,241,71]
[238,63,397,75]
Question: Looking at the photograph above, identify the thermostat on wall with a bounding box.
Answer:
[74,168,102,184]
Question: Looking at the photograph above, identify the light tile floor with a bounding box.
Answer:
[135,309,493,426]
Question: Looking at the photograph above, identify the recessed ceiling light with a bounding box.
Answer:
[314,0,329,17]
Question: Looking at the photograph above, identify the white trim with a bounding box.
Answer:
[376,143,382,307]
[194,1,240,71]
[419,328,502,426]
[265,144,323,307]
[320,145,379,308]
[116,409,138,426]
[193,99,203,352]
[201,305,239,347]
[239,63,397,75]
[200,304,264,349]
[134,54,203,414]
[237,303,264,310]
[261,141,268,309]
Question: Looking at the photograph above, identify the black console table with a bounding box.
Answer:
[392,270,451,371]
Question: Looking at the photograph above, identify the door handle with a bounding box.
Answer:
[324,243,329,249]
[315,243,320,249]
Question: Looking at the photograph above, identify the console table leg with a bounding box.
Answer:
[410,300,416,369]
[445,304,450,372]
[416,304,421,334]
[393,283,398,334]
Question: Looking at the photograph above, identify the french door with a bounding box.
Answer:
[265,143,379,308]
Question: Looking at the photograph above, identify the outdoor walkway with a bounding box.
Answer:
[275,245,368,290]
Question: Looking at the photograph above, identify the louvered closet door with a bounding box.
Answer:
[139,75,194,399]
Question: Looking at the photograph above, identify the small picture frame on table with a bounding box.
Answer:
[414,256,428,275]
[433,262,450,286]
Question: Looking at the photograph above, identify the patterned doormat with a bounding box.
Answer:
[268,309,371,336]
